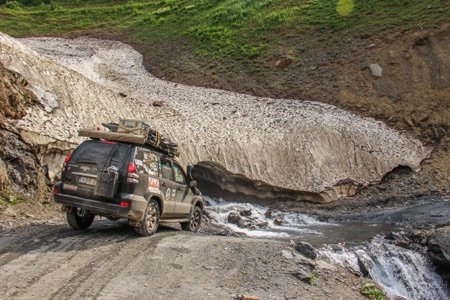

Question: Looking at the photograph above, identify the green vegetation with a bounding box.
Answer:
[0,0,448,60]
[360,283,386,300]
[306,273,317,285]
[0,192,19,205]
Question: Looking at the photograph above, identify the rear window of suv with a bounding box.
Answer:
[70,140,131,169]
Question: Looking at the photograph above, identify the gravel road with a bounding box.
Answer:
[0,220,367,300]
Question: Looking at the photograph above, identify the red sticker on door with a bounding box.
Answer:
[148,178,160,189]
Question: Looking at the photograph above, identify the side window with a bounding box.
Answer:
[134,147,159,176]
[160,159,173,180]
[172,163,186,185]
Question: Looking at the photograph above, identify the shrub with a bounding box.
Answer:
[360,283,386,300]
[5,0,20,9]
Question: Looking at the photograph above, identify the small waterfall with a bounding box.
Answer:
[205,197,449,299]
[320,236,449,300]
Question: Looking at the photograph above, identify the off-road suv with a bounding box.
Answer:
[54,138,204,236]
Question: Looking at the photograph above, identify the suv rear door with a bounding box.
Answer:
[62,140,131,201]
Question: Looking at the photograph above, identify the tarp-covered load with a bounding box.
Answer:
[79,119,179,157]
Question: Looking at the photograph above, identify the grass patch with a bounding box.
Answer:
[360,283,386,300]
[0,0,448,59]
[0,192,20,205]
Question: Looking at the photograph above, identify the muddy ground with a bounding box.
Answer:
[0,216,369,300]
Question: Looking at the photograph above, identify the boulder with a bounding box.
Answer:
[428,226,450,282]
[295,241,317,260]
[256,221,269,228]
[152,100,164,107]
[369,63,383,77]
[0,129,39,192]
[239,209,252,217]
[227,212,241,225]
[292,268,316,285]
[386,231,405,241]
[273,217,283,226]
[354,249,374,278]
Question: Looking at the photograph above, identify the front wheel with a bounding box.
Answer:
[66,208,95,230]
[181,206,202,232]
[134,199,160,236]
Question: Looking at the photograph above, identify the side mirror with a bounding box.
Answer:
[189,180,197,188]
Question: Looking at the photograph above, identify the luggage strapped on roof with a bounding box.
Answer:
[79,119,179,157]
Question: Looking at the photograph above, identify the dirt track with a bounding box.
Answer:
[0,220,367,300]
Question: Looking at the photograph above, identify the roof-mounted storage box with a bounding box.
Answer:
[117,119,150,136]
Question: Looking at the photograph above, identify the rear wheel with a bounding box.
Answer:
[181,206,202,232]
[134,199,160,236]
[66,208,95,230]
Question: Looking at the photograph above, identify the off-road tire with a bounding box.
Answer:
[66,208,95,230]
[134,199,160,236]
[181,206,202,232]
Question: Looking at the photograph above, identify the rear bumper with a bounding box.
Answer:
[54,193,147,221]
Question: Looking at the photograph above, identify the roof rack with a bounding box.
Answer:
[79,119,179,157]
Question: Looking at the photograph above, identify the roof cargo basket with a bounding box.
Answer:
[79,119,179,157]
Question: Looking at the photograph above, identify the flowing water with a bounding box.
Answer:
[320,237,449,300]
[205,197,450,300]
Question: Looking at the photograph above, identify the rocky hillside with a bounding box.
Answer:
[0,32,431,203]
[0,61,44,197]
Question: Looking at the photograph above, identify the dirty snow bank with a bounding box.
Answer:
[0,32,431,201]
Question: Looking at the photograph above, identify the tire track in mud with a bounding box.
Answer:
[0,225,70,266]
[0,221,157,299]
[94,234,195,300]
[0,227,98,298]
[49,233,169,299]
[0,232,89,298]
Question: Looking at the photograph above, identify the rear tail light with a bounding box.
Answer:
[127,162,139,184]
[119,201,129,207]
[53,185,60,194]
[64,152,72,163]
[128,162,136,174]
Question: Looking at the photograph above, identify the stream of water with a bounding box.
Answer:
[205,197,450,300]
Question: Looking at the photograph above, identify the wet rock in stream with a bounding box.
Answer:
[294,241,317,260]
[428,226,450,283]
[226,210,269,229]
[319,235,449,299]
